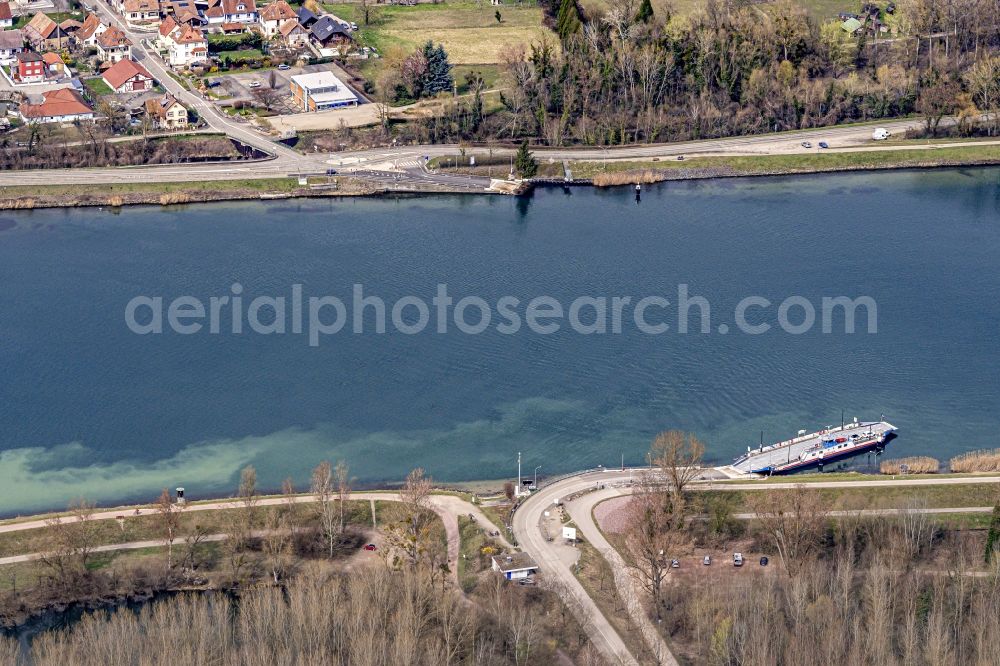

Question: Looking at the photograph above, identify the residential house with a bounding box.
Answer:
[121,0,161,28]
[102,57,154,92]
[259,0,296,38]
[75,14,108,47]
[165,1,203,27]
[144,93,188,128]
[156,15,178,48]
[19,86,95,122]
[12,50,44,83]
[167,24,207,66]
[41,51,69,78]
[221,0,256,24]
[309,16,351,49]
[490,553,538,581]
[0,28,23,66]
[97,26,133,63]
[203,0,224,26]
[0,2,13,29]
[290,70,357,111]
[277,19,307,48]
[23,13,71,51]
[295,6,317,28]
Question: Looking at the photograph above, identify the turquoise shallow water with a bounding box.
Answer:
[1,168,999,513]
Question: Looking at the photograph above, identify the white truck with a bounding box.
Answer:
[872,128,890,141]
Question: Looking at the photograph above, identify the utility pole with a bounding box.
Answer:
[517,451,522,497]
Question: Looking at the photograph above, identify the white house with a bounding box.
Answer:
[0,29,23,66]
[259,0,297,37]
[96,26,133,63]
[0,2,13,29]
[168,24,208,67]
[490,553,539,581]
[220,0,257,24]
[20,87,95,123]
[75,14,108,47]
[120,0,161,28]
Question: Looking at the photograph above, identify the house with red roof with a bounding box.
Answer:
[121,0,161,27]
[41,51,69,78]
[259,0,296,38]
[23,13,71,52]
[19,87,95,123]
[101,57,155,92]
[75,14,109,47]
[97,26,133,64]
[167,24,207,67]
[0,2,13,30]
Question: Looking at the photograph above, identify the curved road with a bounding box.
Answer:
[513,469,1000,665]
[0,491,509,585]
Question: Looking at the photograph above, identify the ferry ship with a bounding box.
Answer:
[732,417,897,475]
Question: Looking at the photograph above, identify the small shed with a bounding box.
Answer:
[491,552,539,580]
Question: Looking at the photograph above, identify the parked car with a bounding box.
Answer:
[734,552,744,567]
[326,168,337,175]
[670,559,680,569]
[818,141,830,149]
[277,64,290,71]
[248,80,261,88]
[517,577,536,586]
[363,543,377,551]
[703,555,712,566]
[801,141,812,148]
[872,127,890,141]
[350,22,359,30]
[677,155,685,161]
[760,556,769,566]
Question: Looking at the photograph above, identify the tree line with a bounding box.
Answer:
[382,0,1000,146]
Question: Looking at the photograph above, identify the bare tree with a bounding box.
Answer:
[650,430,705,517]
[39,499,99,587]
[749,485,829,574]
[624,476,688,622]
[154,487,182,570]
[335,460,351,534]
[388,468,435,567]
[311,461,338,558]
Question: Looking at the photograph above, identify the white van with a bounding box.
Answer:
[733,552,744,567]
[872,128,890,141]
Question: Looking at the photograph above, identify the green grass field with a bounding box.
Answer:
[325,1,555,64]
[82,77,113,97]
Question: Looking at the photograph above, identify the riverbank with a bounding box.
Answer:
[0,177,391,210]
[430,141,1000,186]
[6,140,1000,209]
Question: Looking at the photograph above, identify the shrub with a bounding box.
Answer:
[880,457,939,474]
[950,448,1000,473]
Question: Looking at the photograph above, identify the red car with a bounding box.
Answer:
[363,544,377,551]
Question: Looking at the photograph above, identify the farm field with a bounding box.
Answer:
[325,1,556,64]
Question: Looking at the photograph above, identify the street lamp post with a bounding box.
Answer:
[533,465,541,489]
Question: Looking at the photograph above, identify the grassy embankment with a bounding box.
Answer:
[0,177,378,209]
[697,482,1000,514]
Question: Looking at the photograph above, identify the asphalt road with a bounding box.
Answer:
[0,491,510,585]
[512,469,1000,666]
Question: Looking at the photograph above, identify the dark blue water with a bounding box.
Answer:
[2,169,999,513]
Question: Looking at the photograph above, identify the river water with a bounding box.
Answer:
[1,168,998,514]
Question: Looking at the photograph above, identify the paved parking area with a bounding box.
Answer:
[212,62,365,115]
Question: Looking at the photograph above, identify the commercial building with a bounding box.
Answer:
[289,70,357,112]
